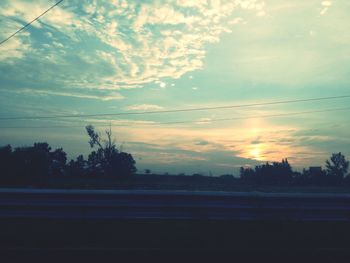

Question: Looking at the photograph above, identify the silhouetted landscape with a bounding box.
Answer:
[1,125,349,192]
[2,1,350,260]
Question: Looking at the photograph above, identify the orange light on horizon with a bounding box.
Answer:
[249,146,262,160]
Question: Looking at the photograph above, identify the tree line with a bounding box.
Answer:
[0,125,349,188]
[239,154,349,186]
[0,125,136,186]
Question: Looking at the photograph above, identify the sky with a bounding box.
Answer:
[0,0,350,175]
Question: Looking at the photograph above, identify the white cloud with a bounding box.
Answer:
[0,19,31,61]
[320,7,329,15]
[196,118,212,124]
[52,41,64,48]
[125,104,164,111]
[0,0,265,95]
[322,1,332,7]
[15,88,124,101]
[0,36,30,61]
[45,32,53,38]
[0,0,80,29]
[0,0,85,62]
[159,82,166,88]
[320,0,332,15]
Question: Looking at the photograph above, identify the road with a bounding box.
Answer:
[1,188,350,260]
[1,188,350,220]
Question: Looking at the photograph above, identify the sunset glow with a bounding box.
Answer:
[1,0,350,175]
[249,147,262,161]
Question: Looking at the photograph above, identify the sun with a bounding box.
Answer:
[250,147,262,160]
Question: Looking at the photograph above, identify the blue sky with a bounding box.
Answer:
[1,0,350,175]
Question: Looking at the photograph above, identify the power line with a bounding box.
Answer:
[1,106,349,129]
[157,107,350,125]
[0,0,64,46]
[0,95,349,121]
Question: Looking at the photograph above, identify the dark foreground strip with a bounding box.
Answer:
[1,219,350,261]
[0,189,350,220]
[1,189,350,260]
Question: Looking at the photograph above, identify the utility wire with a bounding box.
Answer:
[0,0,64,46]
[1,106,350,129]
[0,95,349,121]
[157,107,350,125]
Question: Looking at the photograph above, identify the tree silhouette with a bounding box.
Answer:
[85,125,136,178]
[50,148,67,176]
[0,145,13,185]
[0,142,70,186]
[240,159,293,185]
[296,167,327,186]
[67,155,86,177]
[1,137,350,189]
[87,148,104,175]
[325,152,349,183]
[240,167,255,182]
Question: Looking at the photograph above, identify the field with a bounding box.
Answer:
[16,174,349,194]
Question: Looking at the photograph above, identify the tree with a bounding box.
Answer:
[87,148,104,175]
[67,155,87,177]
[50,148,67,176]
[109,151,136,179]
[240,159,293,185]
[12,143,51,185]
[325,152,349,181]
[1,142,69,186]
[240,167,255,182]
[297,167,327,186]
[85,125,136,178]
[0,145,13,184]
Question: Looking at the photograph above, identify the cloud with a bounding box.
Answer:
[125,104,164,111]
[320,7,328,15]
[195,140,210,146]
[83,114,320,168]
[0,36,30,61]
[322,1,332,7]
[224,1,350,87]
[0,20,31,61]
[0,0,82,31]
[0,0,265,97]
[196,118,212,124]
[14,88,124,101]
[320,1,332,15]
[124,141,259,175]
[251,138,262,145]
